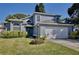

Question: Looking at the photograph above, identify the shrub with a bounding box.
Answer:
[30,39,44,44]
[0,31,27,38]
[30,36,46,44]
[70,31,79,39]
[40,36,47,40]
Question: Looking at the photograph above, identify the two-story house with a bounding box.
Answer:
[4,12,74,39]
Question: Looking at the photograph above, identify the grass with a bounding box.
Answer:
[0,38,79,55]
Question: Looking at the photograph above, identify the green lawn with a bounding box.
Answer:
[0,38,79,55]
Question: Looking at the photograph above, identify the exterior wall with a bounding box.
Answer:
[33,14,60,25]
[10,23,13,31]
[21,25,26,31]
[33,14,38,25]
[39,26,45,37]
[32,14,38,36]
[32,14,57,36]
[40,15,58,22]
[33,26,38,36]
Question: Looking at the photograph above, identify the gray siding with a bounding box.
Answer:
[32,13,61,37]
[33,14,60,25]
[33,26,38,36]
[40,15,55,22]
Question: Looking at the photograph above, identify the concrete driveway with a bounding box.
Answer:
[50,39,79,52]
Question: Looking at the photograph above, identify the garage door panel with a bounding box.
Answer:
[44,26,68,39]
[56,27,68,38]
[40,25,69,39]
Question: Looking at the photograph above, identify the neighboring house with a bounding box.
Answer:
[3,12,74,39]
[0,23,4,32]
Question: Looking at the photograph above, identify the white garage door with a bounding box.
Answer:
[45,27,68,39]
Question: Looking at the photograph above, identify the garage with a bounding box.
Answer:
[39,23,73,39]
[45,27,68,39]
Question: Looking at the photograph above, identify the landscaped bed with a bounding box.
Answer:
[0,38,79,55]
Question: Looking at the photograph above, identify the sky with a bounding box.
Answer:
[0,3,72,22]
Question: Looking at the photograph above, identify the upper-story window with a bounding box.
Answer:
[37,15,40,21]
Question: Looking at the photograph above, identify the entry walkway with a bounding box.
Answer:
[50,39,79,52]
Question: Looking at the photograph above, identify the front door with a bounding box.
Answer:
[26,27,33,37]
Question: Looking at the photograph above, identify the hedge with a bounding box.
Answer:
[0,31,27,38]
[70,31,79,39]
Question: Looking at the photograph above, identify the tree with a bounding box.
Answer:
[5,13,28,22]
[67,3,79,24]
[68,4,79,37]
[12,14,27,19]
[64,18,71,24]
[72,18,79,25]
[68,3,79,17]
[38,3,45,13]
[5,15,15,21]
[35,4,39,12]
[35,3,45,13]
